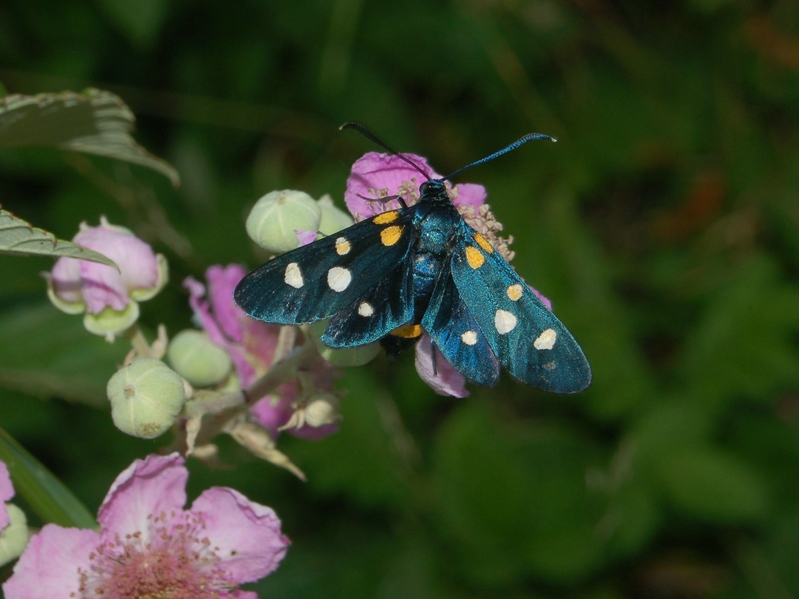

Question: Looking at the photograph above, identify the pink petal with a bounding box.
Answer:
[50,257,83,304]
[295,230,318,246]
[345,152,440,219]
[530,286,552,311]
[0,461,11,531]
[74,226,158,292]
[2,524,100,599]
[97,453,188,540]
[206,264,248,343]
[191,487,289,583]
[233,592,259,599]
[414,335,469,398]
[452,182,487,209]
[185,276,229,347]
[250,388,296,437]
[78,260,130,313]
[287,421,340,440]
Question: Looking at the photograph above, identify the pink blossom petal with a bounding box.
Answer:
[345,152,440,219]
[530,286,552,311]
[233,591,259,599]
[186,276,228,347]
[97,453,187,540]
[452,182,487,209]
[250,390,295,437]
[50,257,83,304]
[206,264,248,343]
[415,335,469,398]
[191,487,289,583]
[288,422,340,440]
[78,260,130,313]
[2,524,100,599]
[295,230,318,246]
[0,461,12,531]
[74,226,158,292]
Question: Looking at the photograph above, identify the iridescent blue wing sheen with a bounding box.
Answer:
[321,261,414,347]
[234,208,416,330]
[449,221,592,393]
[422,260,501,386]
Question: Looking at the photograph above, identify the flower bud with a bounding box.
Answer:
[107,358,185,439]
[0,504,29,567]
[246,190,321,254]
[46,217,168,339]
[317,194,354,236]
[308,320,381,366]
[167,329,232,387]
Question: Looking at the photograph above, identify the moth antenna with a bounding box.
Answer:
[442,133,556,181]
[340,122,431,181]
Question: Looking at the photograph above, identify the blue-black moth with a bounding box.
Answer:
[234,123,591,393]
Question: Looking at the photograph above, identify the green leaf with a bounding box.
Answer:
[0,209,117,267]
[0,425,96,528]
[96,0,169,48]
[0,89,180,186]
[658,448,769,524]
[0,303,129,408]
[432,401,606,585]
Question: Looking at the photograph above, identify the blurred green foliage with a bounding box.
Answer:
[2,1,799,597]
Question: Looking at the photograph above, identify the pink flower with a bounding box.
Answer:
[49,218,164,314]
[344,152,552,396]
[0,461,13,532]
[2,453,289,599]
[186,265,339,440]
[345,152,486,221]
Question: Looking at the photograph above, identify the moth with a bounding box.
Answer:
[234,123,591,393]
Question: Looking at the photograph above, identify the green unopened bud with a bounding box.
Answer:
[309,320,381,366]
[0,504,29,567]
[317,194,354,235]
[167,329,232,387]
[246,190,321,254]
[107,358,185,439]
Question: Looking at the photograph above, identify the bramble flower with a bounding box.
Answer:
[185,264,340,441]
[45,217,168,341]
[2,453,289,599]
[344,152,551,396]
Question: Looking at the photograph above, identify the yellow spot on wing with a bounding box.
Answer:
[335,237,351,255]
[474,233,494,254]
[390,323,422,338]
[465,246,485,269]
[373,210,399,225]
[380,225,404,246]
[507,284,523,301]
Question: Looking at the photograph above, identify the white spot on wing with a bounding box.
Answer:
[494,310,517,335]
[534,328,557,350]
[327,266,352,292]
[284,262,303,288]
[358,302,374,317]
[461,330,478,345]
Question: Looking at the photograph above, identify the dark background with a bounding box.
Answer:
[2,1,799,597]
